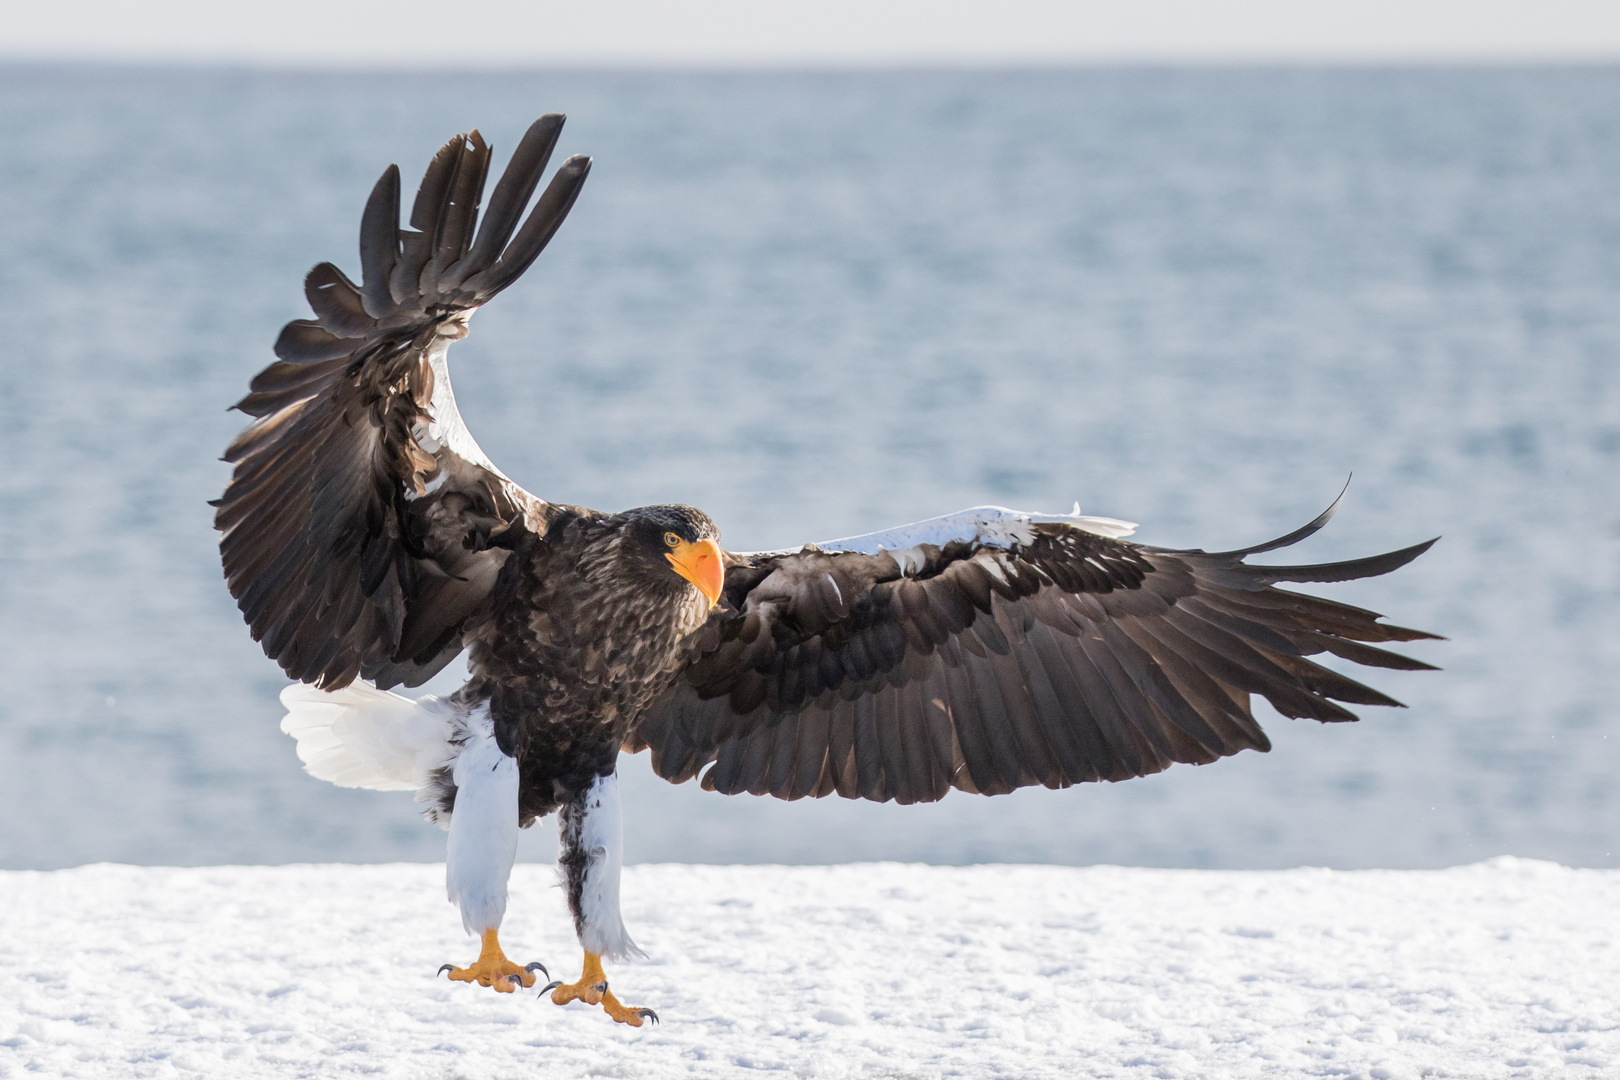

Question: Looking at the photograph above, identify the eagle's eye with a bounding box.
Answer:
[663,531,681,547]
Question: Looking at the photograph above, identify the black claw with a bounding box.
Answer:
[538,980,562,998]
[506,973,525,987]
[638,1008,659,1025]
[524,961,550,980]
[595,981,609,995]
[437,964,455,978]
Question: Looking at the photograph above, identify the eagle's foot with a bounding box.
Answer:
[547,951,658,1026]
[438,929,546,994]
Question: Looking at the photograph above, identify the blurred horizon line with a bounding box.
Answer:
[6,57,1620,76]
[13,0,1619,73]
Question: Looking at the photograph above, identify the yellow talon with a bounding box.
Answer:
[439,929,542,993]
[549,951,658,1026]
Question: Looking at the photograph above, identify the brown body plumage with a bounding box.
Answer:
[460,505,719,824]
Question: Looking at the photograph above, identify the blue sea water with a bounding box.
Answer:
[0,65,1615,871]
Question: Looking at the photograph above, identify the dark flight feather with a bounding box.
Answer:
[466,155,592,300]
[460,116,566,283]
[627,517,1441,805]
[216,119,591,689]
[358,164,401,318]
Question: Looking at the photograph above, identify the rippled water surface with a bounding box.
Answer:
[0,66,1615,870]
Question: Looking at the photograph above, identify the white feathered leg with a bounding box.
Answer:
[437,703,545,993]
[559,771,642,960]
[549,771,657,1025]
[445,704,518,935]
[277,683,544,993]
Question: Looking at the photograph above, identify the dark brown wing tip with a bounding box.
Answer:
[1206,478,1353,558]
[1376,622,1447,644]
[1249,536,1440,585]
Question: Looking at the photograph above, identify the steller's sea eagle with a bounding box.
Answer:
[214,115,1440,1026]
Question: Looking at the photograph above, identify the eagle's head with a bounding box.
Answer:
[618,504,725,610]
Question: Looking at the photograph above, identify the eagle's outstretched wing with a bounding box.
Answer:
[215,117,590,689]
[628,496,1441,803]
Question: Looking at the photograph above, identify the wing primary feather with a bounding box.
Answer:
[1176,595,1306,656]
[271,321,364,365]
[1160,607,1359,722]
[1234,538,1440,586]
[304,263,375,338]
[245,354,350,401]
[430,130,490,274]
[1300,631,1440,671]
[1264,652,1406,708]
[469,154,592,299]
[394,135,464,304]
[462,114,565,279]
[1198,581,1441,643]
[1196,480,1350,558]
[358,164,401,318]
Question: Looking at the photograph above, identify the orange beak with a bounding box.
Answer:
[666,537,725,609]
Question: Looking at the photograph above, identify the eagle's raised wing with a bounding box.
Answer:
[215,117,590,690]
[627,496,1441,803]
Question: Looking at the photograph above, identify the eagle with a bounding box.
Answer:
[215,115,1440,1026]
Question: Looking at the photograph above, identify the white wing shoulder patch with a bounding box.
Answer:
[408,328,515,491]
[807,504,1138,575]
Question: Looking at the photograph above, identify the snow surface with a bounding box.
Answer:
[2,860,1617,1079]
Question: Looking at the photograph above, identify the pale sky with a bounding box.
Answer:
[6,0,1620,67]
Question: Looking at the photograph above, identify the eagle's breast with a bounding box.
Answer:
[461,516,711,816]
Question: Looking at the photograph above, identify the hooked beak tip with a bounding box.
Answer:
[667,537,725,609]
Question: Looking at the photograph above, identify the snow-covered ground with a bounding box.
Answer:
[2,860,1616,1079]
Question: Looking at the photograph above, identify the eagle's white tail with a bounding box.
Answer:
[280,684,518,934]
[278,682,459,792]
